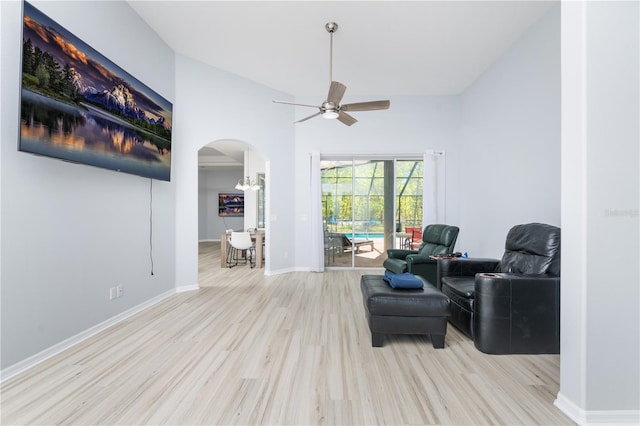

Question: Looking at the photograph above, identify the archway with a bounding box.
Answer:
[197,139,267,280]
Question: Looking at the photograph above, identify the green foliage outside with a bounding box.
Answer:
[322,160,423,235]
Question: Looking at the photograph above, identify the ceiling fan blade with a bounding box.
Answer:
[327,81,347,105]
[295,111,322,123]
[341,100,390,112]
[337,111,357,126]
[273,100,320,109]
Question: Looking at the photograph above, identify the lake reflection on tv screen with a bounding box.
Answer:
[20,90,171,181]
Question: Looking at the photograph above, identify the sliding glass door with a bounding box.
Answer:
[395,160,424,249]
[321,157,423,268]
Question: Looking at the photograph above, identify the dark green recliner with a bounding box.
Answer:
[383,224,459,285]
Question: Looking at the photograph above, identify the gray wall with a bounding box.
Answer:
[198,167,244,240]
[292,6,560,262]
[582,3,639,411]
[456,4,561,256]
[3,1,638,421]
[293,95,460,266]
[173,55,296,283]
[559,0,639,419]
[1,1,176,369]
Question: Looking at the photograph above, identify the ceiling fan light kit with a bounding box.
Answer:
[322,110,339,119]
[273,22,390,126]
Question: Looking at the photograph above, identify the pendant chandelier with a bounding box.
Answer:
[235,175,260,191]
[235,149,260,191]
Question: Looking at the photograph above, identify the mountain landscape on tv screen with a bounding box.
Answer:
[19,1,173,181]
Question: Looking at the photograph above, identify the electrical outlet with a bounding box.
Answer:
[116,285,123,298]
[109,287,116,300]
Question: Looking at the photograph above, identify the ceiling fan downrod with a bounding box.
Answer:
[271,20,390,126]
[325,22,338,85]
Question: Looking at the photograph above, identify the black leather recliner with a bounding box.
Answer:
[383,224,459,285]
[438,223,561,354]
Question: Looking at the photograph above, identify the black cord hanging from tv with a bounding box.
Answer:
[150,178,154,276]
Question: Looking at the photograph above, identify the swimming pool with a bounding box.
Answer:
[351,233,384,239]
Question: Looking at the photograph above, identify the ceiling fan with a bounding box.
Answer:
[273,22,390,126]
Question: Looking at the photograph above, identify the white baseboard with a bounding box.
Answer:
[266,266,301,276]
[555,393,640,425]
[176,284,200,292]
[0,288,178,384]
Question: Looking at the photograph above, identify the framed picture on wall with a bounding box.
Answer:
[218,193,244,217]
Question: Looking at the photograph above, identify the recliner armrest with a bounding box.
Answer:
[475,272,560,296]
[473,272,560,354]
[405,255,438,285]
[437,257,500,278]
[406,255,436,266]
[386,249,418,260]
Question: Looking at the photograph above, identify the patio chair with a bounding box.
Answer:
[342,234,375,254]
[404,227,423,249]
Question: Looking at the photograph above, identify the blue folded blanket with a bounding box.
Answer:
[383,271,423,289]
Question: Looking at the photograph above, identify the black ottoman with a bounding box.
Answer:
[360,274,451,348]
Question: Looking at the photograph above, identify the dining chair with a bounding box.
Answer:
[227,231,255,268]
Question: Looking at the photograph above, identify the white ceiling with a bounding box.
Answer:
[197,141,247,168]
[129,0,555,97]
[127,0,556,165]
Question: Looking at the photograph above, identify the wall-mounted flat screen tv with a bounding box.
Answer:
[19,1,173,181]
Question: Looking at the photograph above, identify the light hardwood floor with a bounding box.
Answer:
[0,242,574,425]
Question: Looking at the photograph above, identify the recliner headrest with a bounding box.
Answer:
[501,223,561,276]
[423,224,459,246]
